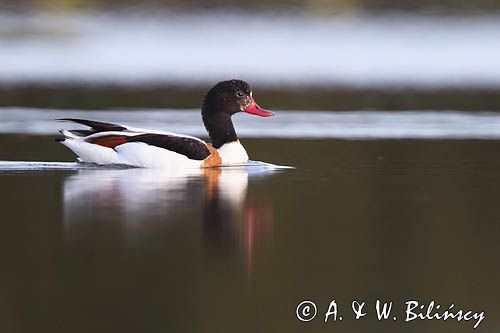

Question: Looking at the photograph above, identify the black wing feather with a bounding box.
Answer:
[127,134,210,160]
[57,118,127,132]
[68,129,96,137]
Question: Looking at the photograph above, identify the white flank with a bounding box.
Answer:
[61,138,203,169]
[115,142,202,169]
[61,139,126,165]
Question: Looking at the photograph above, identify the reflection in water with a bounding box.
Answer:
[62,164,278,273]
[203,168,273,274]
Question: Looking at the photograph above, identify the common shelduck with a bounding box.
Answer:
[57,79,274,168]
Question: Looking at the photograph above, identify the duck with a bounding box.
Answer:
[57,79,274,168]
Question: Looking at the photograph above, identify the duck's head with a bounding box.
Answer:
[201,79,273,148]
[202,79,274,118]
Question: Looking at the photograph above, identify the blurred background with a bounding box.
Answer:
[1,0,500,110]
[2,3,500,333]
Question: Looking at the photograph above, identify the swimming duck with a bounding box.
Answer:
[57,79,274,168]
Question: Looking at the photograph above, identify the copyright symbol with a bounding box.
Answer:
[296,300,317,322]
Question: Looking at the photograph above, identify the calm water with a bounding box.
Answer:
[0,113,499,332]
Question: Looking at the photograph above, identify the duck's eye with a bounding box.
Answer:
[236,91,245,97]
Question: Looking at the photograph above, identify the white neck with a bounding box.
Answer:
[217,140,249,165]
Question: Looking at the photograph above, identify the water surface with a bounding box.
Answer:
[4,107,500,139]
[0,132,499,332]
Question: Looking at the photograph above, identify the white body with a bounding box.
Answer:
[60,127,249,169]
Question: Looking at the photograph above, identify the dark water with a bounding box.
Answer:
[0,135,499,332]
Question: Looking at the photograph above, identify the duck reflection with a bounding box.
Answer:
[202,168,273,273]
[62,164,276,272]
